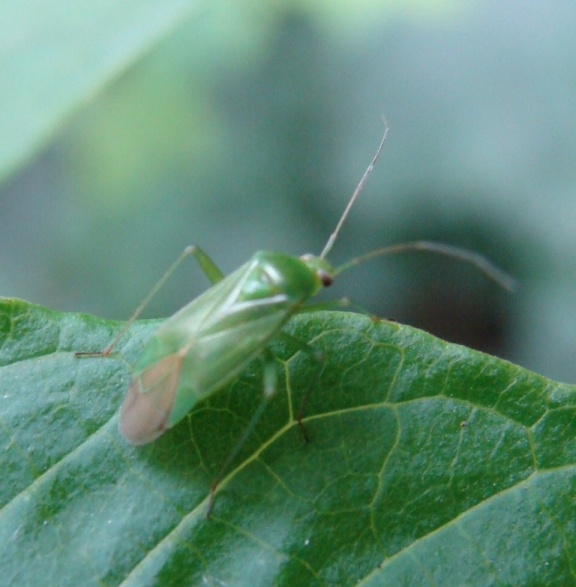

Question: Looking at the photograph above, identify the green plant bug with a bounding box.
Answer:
[76,124,515,514]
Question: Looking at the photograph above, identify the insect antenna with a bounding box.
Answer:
[320,122,389,260]
[335,241,518,292]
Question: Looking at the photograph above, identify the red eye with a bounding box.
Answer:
[320,272,333,287]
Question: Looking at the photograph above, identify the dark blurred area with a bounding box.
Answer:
[1,1,576,382]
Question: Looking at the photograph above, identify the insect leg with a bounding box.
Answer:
[206,349,278,517]
[75,245,225,358]
[299,297,382,322]
[298,298,352,313]
[277,331,325,443]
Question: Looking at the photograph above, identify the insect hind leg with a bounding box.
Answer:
[206,348,278,517]
[75,245,225,359]
[207,334,324,516]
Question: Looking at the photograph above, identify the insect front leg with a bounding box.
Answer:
[277,331,325,443]
[75,245,225,358]
[299,297,376,318]
[286,297,375,440]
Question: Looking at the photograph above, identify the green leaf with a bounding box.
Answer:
[0,0,200,183]
[1,298,575,586]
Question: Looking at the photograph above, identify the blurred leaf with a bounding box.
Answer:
[1,299,575,586]
[0,0,201,183]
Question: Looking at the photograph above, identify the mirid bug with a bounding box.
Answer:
[76,125,514,514]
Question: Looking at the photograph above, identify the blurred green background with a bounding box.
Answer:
[1,0,575,382]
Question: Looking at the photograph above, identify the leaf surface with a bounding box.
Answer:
[1,298,575,586]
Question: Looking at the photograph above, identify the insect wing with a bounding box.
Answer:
[177,300,290,397]
[119,352,183,444]
[168,261,295,405]
[122,258,295,442]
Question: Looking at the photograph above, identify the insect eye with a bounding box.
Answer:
[320,272,333,287]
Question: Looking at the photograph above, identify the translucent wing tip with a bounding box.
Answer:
[118,354,182,445]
